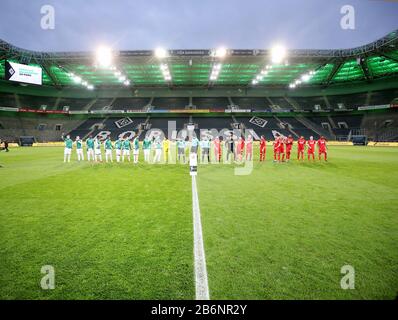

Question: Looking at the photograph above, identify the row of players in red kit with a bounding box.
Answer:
[259,135,328,162]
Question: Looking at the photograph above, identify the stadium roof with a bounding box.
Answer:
[1,30,398,89]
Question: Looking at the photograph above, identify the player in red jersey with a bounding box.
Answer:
[317,136,328,161]
[297,136,306,161]
[285,135,294,162]
[278,137,286,162]
[307,136,316,161]
[246,134,253,161]
[213,137,221,163]
[259,135,266,161]
[273,137,280,162]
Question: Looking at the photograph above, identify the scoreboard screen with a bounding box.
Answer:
[5,60,42,85]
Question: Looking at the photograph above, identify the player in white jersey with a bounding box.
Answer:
[86,135,95,161]
[94,137,103,162]
[153,137,162,163]
[62,134,73,163]
[132,137,140,164]
[75,136,84,161]
[142,137,151,163]
[114,138,123,162]
[122,138,131,162]
[104,137,113,163]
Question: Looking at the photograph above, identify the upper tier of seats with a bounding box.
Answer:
[58,98,92,110]
[152,98,189,109]
[192,97,229,109]
[111,98,150,110]
[0,88,397,112]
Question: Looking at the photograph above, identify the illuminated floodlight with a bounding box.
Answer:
[114,71,121,77]
[260,70,268,75]
[301,74,311,82]
[155,47,168,59]
[309,70,315,75]
[295,79,302,85]
[256,75,263,80]
[252,79,259,85]
[95,46,113,68]
[73,76,82,84]
[289,83,296,89]
[87,84,94,90]
[123,80,130,86]
[118,75,126,82]
[271,45,287,64]
[214,47,227,58]
[160,63,168,71]
[82,81,88,86]
[165,75,172,81]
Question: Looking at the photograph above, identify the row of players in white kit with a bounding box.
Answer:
[63,135,171,164]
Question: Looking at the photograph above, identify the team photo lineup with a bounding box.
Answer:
[61,133,328,164]
[0,0,398,313]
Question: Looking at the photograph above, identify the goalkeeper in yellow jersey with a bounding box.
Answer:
[163,138,170,162]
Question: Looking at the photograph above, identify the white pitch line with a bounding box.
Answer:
[191,175,210,300]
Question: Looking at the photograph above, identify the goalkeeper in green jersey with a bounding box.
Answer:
[86,135,95,162]
[62,134,73,163]
[104,137,114,163]
[133,136,140,164]
[122,138,131,162]
[94,137,103,162]
[75,136,84,161]
[142,136,151,163]
[114,137,123,163]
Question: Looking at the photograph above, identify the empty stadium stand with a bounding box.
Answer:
[111,98,150,110]
[327,93,368,109]
[89,98,115,110]
[0,92,16,108]
[369,89,398,105]
[192,97,229,109]
[152,97,189,109]
[231,97,271,111]
[58,98,92,111]
[18,94,58,110]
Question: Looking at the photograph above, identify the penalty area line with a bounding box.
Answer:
[191,175,210,300]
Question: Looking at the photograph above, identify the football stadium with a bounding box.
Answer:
[0,1,397,306]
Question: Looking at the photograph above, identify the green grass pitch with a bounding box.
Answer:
[0,146,397,299]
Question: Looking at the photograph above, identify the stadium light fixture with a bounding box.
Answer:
[95,46,113,68]
[73,76,82,84]
[270,45,287,64]
[87,84,94,90]
[155,47,168,59]
[213,47,227,58]
[290,69,317,88]
[209,62,223,82]
[159,63,172,82]
[123,80,130,86]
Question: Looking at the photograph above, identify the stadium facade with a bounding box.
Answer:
[0,30,397,144]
